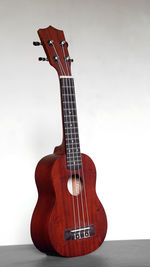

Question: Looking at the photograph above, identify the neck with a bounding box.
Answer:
[60,76,82,170]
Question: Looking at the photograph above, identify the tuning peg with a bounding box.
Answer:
[33,41,42,46]
[65,56,74,62]
[47,40,54,46]
[53,56,59,62]
[38,57,48,61]
[60,41,68,47]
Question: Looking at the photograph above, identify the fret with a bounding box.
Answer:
[66,137,79,140]
[62,99,75,104]
[66,143,80,147]
[66,148,80,154]
[62,99,75,103]
[67,163,82,168]
[67,162,82,166]
[60,76,73,78]
[64,121,77,124]
[66,152,81,157]
[67,151,81,156]
[66,140,80,145]
[66,139,79,143]
[63,101,75,104]
[60,77,73,82]
[62,94,75,96]
[66,143,80,148]
[65,133,78,137]
[64,115,77,119]
[67,163,82,167]
[66,141,80,146]
[67,154,81,160]
[65,126,78,129]
[66,135,79,141]
[66,148,80,155]
[67,164,82,170]
[64,114,76,117]
[65,128,78,134]
[63,108,76,111]
[67,159,81,164]
[66,140,79,144]
[60,78,73,82]
[64,118,77,123]
[61,85,74,88]
[67,157,81,162]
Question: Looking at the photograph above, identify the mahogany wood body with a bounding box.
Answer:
[31,145,107,257]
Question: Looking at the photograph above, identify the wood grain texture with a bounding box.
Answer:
[31,151,107,257]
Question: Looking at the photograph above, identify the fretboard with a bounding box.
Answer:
[60,76,82,170]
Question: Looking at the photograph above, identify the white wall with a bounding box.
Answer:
[0,0,150,245]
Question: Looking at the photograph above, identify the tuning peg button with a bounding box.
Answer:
[47,40,54,46]
[38,57,48,61]
[60,41,65,46]
[53,56,59,62]
[60,41,68,47]
[33,41,42,46]
[65,56,74,62]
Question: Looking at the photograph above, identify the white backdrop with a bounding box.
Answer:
[0,0,150,245]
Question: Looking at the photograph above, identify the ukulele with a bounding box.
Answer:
[31,25,107,257]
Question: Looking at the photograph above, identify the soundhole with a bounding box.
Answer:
[67,174,83,196]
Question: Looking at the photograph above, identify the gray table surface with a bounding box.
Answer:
[0,240,150,267]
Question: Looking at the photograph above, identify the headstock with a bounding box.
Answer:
[33,26,73,76]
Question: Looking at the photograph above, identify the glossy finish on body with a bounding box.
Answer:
[31,148,107,257]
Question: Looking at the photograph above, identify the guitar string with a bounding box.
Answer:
[50,41,90,236]
[66,77,85,232]
[61,46,81,230]
[50,42,77,232]
[66,78,83,229]
[69,78,86,229]
[61,45,86,233]
[62,77,78,231]
[52,44,65,75]
[61,71,90,234]
[64,50,90,231]
[58,70,77,232]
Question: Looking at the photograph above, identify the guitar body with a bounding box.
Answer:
[31,25,107,257]
[31,146,107,257]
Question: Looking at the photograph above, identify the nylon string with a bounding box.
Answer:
[62,49,81,230]
[50,42,77,232]
[61,45,90,233]
[63,53,89,232]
